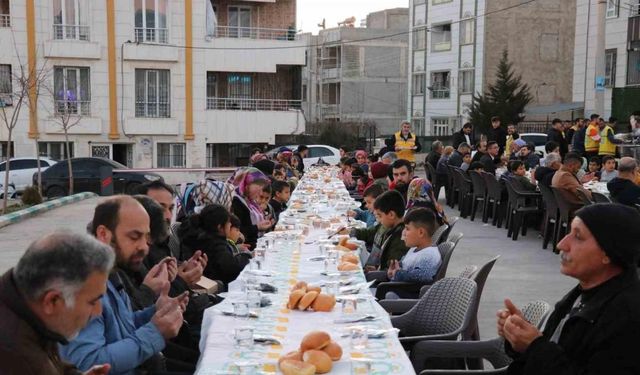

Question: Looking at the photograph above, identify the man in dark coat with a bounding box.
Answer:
[487,117,507,155]
[0,232,114,375]
[448,143,471,168]
[425,140,443,170]
[452,123,476,149]
[547,118,569,157]
[498,203,640,375]
[480,141,500,174]
[293,145,309,174]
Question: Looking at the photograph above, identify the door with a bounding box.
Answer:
[91,144,113,160]
[228,6,251,38]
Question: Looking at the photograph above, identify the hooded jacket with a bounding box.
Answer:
[607,177,640,206]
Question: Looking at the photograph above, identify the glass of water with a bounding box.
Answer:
[246,290,261,309]
[233,326,254,348]
[341,298,357,314]
[351,359,372,374]
[233,300,250,320]
[350,327,368,350]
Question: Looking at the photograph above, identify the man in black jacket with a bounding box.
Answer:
[498,203,640,375]
[452,123,475,149]
[534,152,561,187]
[425,140,443,170]
[448,143,471,168]
[607,157,640,206]
[487,117,507,155]
[480,141,500,174]
[294,145,309,174]
[547,118,569,157]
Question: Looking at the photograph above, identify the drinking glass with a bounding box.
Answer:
[233,326,254,348]
[246,290,261,309]
[232,300,250,320]
[350,327,368,350]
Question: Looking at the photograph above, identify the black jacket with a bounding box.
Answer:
[488,126,508,150]
[269,199,287,223]
[425,151,441,170]
[452,130,475,149]
[534,166,556,188]
[448,150,464,168]
[231,196,259,249]
[607,177,640,206]
[547,128,569,157]
[480,154,497,174]
[507,268,640,375]
[179,230,251,287]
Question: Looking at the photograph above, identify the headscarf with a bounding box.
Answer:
[250,153,268,164]
[252,159,275,176]
[355,150,368,160]
[227,167,269,225]
[406,178,434,208]
[193,180,235,213]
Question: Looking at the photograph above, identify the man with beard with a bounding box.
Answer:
[61,195,188,375]
[0,232,114,375]
[391,158,416,202]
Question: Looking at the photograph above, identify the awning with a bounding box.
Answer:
[523,101,584,115]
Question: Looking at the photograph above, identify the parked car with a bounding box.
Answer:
[0,157,57,192]
[266,145,341,170]
[38,157,163,198]
[0,182,16,199]
[519,133,548,158]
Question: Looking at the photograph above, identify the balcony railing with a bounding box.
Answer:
[55,100,91,116]
[320,104,340,117]
[53,24,90,41]
[430,88,451,99]
[631,4,640,17]
[209,26,297,41]
[207,97,301,111]
[135,101,170,118]
[0,14,9,28]
[135,27,169,44]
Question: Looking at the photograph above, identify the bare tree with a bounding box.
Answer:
[48,97,83,195]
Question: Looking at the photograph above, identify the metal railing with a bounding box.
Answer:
[206,97,302,111]
[53,24,90,41]
[430,88,451,99]
[55,100,91,116]
[631,3,640,16]
[134,27,169,44]
[0,14,9,28]
[135,101,170,118]
[209,26,297,41]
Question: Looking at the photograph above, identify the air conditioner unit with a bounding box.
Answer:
[0,94,12,107]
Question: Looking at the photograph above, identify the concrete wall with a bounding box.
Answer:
[366,8,410,30]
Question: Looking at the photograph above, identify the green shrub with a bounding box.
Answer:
[21,186,43,206]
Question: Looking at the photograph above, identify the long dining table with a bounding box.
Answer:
[195,167,416,375]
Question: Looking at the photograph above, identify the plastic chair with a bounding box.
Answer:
[451,168,472,217]
[504,179,542,241]
[447,165,459,208]
[426,162,437,184]
[390,277,478,372]
[468,171,488,222]
[375,241,457,300]
[592,191,611,203]
[431,224,450,246]
[538,184,560,251]
[465,256,500,342]
[482,172,505,228]
[576,188,594,206]
[440,216,459,245]
[551,187,579,253]
[447,232,464,248]
[415,300,552,374]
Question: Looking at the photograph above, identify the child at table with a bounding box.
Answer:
[386,207,442,298]
[348,183,384,228]
[599,155,618,183]
[269,180,290,223]
[510,161,537,192]
[581,157,602,183]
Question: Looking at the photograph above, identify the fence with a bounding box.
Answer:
[211,26,296,41]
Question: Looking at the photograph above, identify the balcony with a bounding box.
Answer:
[53,24,90,41]
[0,14,9,28]
[135,27,169,44]
[321,104,340,118]
[206,97,301,111]
[430,88,451,99]
[210,26,296,41]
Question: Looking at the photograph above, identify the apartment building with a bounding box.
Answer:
[408,0,576,136]
[301,8,409,136]
[0,0,305,167]
[573,0,640,121]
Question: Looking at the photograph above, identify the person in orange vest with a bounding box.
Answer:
[584,114,601,161]
[598,117,622,157]
[391,121,422,163]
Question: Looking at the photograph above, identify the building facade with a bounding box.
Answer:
[0,0,305,167]
[573,0,640,121]
[408,0,576,137]
[301,8,408,136]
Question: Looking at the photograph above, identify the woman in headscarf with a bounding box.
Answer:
[193,179,235,213]
[355,150,369,173]
[228,167,273,248]
[406,178,447,226]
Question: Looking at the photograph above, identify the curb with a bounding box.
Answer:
[0,192,98,229]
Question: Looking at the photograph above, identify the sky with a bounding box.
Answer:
[297,0,409,34]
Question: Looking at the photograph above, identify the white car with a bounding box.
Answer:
[0,157,57,192]
[267,145,341,170]
[519,133,548,158]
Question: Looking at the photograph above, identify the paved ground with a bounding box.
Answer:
[0,195,575,341]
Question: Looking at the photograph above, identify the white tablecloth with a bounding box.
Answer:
[195,175,415,375]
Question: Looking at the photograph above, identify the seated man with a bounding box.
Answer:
[534,152,561,187]
[607,157,640,206]
[551,152,592,212]
[0,232,114,375]
[61,196,188,375]
[498,204,640,374]
[385,208,442,298]
[519,143,540,170]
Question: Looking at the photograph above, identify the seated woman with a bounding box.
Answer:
[178,204,252,288]
[406,177,447,226]
[355,150,369,173]
[228,167,274,249]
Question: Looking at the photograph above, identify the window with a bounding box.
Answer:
[0,141,14,162]
[206,143,260,167]
[11,159,40,170]
[206,72,218,98]
[228,6,251,38]
[228,74,252,98]
[157,143,185,168]
[309,147,333,158]
[39,141,74,160]
[134,0,168,44]
[431,118,450,136]
[628,50,640,85]
[459,69,474,94]
[53,66,90,115]
[431,24,452,52]
[135,69,170,118]
[413,118,425,136]
[53,0,89,40]
[604,49,616,87]
[606,0,618,18]
[413,28,427,50]
[430,71,450,99]
[0,0,10,28]
[412,73,425,95]
[0,64,12,106]
[413,50,425,72]
[413,4,426,26]
[460,19,474,45]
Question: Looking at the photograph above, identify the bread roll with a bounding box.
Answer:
[300,331,331,352]
[297,291,319,310]
[302,350,333,374]
[287,289,306,309]
[278,351,303,366]
[292,281,308,292]
[338,237,348,246]
[340,254,359,265]
[311,294,336,312]
[337,262,359,271]
[344,242,359,251]
[335,245,351,252]
[322,341,343,361]
[279,359,316,375]
[306,286,322,294]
